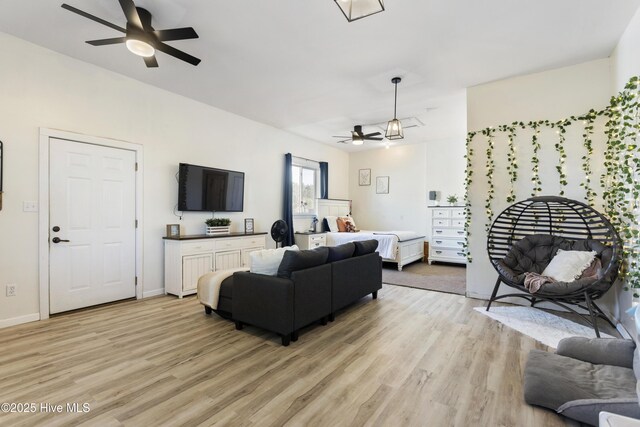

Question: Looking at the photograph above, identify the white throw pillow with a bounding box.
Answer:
[542,249,597,282]
[325,216,339,232]
[249,245,299,276]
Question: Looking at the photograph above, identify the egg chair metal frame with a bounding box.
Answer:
[485,196,622,337]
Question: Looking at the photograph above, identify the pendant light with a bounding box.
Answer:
[386,77,404,140]
[334,0,385,22]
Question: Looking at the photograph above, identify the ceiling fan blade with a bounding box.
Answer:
[86,37,127,46]
[155,42,201,66]
[365,137,384,141]
[144,55,159,68]
[118,0,143,28]
[61,4,126,33]
[364,132,382,138]
[332,135,350,138]
[336,139,350,144]
[153,28,199,41]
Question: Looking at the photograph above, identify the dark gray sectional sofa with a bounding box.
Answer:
[216,240,382,346]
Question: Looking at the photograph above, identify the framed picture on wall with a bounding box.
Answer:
[359,169,371,186]
[376,176,389,194]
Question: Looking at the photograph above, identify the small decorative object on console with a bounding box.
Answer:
[166,224,182,237]
[205,218,231,235]
[244,218,254,233]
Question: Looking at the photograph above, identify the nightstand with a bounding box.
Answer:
[294,232,327,250]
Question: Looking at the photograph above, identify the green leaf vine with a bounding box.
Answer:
[464,132,476,263]
[528,120,544,197]
[579,109,599,205]
[553,119,569,196]
[482,127,496,233]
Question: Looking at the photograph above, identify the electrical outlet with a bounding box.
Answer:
[6,284,16,297]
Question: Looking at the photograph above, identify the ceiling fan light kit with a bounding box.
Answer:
[334,0,385,22]
[125,38,155,57]
[385,76,404,140]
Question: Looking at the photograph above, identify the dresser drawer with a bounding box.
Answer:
[432,209,451,219]
[433,218,451,227]
[433,228,466,238]
[452,209,465,218]
[452,219,465,227]
[431,238,465,250]
[310,235,326,244]
[180,241,215,255]
[430,248,466,259]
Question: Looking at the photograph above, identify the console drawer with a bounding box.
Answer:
[180,241,215,255]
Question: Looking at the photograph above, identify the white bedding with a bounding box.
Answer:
[325,230,423,260]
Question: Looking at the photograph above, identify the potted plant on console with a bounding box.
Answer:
[205,218,231,235]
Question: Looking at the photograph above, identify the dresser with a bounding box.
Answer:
[163,232,267,298]
[428,206,466,265]
[294,232,327,250]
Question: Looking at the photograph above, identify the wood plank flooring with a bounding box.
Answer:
[0,285,569,426]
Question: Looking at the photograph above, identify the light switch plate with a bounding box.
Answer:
[23,201,38,212]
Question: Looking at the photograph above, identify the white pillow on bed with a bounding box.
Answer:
[542,249,597,282]
[250,245,299,276]
[325,216,339,232]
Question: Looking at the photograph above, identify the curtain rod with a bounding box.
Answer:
[292,154,324,163]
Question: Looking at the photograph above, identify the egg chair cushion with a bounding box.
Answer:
[492,234,613,294]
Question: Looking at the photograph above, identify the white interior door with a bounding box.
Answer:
[49,138,136,314]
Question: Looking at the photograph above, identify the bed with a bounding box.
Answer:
[318,199,425,271]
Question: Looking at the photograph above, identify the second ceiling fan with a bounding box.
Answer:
[332,125,383,145]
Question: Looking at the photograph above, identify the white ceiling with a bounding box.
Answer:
[1,0,639,151]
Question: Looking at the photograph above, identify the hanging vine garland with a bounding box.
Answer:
[482,127,496,233]
[528,121,543,197]
[603,77,640,294]
[464,132,476,263]
[553,119,569,196]
[499,123,520,203]
[579,109,599,205]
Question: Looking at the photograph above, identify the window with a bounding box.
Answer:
[292,159,319,215]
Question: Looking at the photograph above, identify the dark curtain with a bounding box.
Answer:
[319,162,329,199]
[283,153,295,246]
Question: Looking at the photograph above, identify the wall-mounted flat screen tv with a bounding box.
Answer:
[178,163,245,212]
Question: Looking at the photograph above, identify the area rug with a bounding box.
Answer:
[473,306,614,348]
[382,262,466,295]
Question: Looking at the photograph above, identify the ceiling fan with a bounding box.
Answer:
[61,0,201,68]
[332,125,383,145]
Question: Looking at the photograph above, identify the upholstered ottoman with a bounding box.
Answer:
[524,337,639,426]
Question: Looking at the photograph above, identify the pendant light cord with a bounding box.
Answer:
[393,81,398,119]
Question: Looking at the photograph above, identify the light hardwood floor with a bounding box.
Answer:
[0,285,569,427]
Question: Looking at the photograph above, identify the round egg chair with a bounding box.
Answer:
[486,196,622,337]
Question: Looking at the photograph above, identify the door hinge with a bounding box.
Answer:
[135,162,138,171]
[135,276,138,286]
[135,219,138,228]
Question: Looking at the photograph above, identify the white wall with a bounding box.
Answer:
[0,33,349,327]
[612,7,640,93]
[466,59,614,307]
[611,7,640,334]
[348,138,466,241]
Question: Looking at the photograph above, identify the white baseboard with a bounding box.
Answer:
[0,313,40,329]
[143,288,165,298]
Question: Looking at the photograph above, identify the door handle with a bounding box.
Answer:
[52,237,70,243]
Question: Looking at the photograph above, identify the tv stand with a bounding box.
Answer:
[163,232,267,298]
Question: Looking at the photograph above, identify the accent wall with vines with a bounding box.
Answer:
[465,76,640,293]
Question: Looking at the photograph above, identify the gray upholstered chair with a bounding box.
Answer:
[524,337,640,426]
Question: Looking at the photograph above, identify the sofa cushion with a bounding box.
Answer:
[353,239,378,257]
[525,349,638,425]
[327,242,355,263]
[277,247,329,279]
[250,245,299,276]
